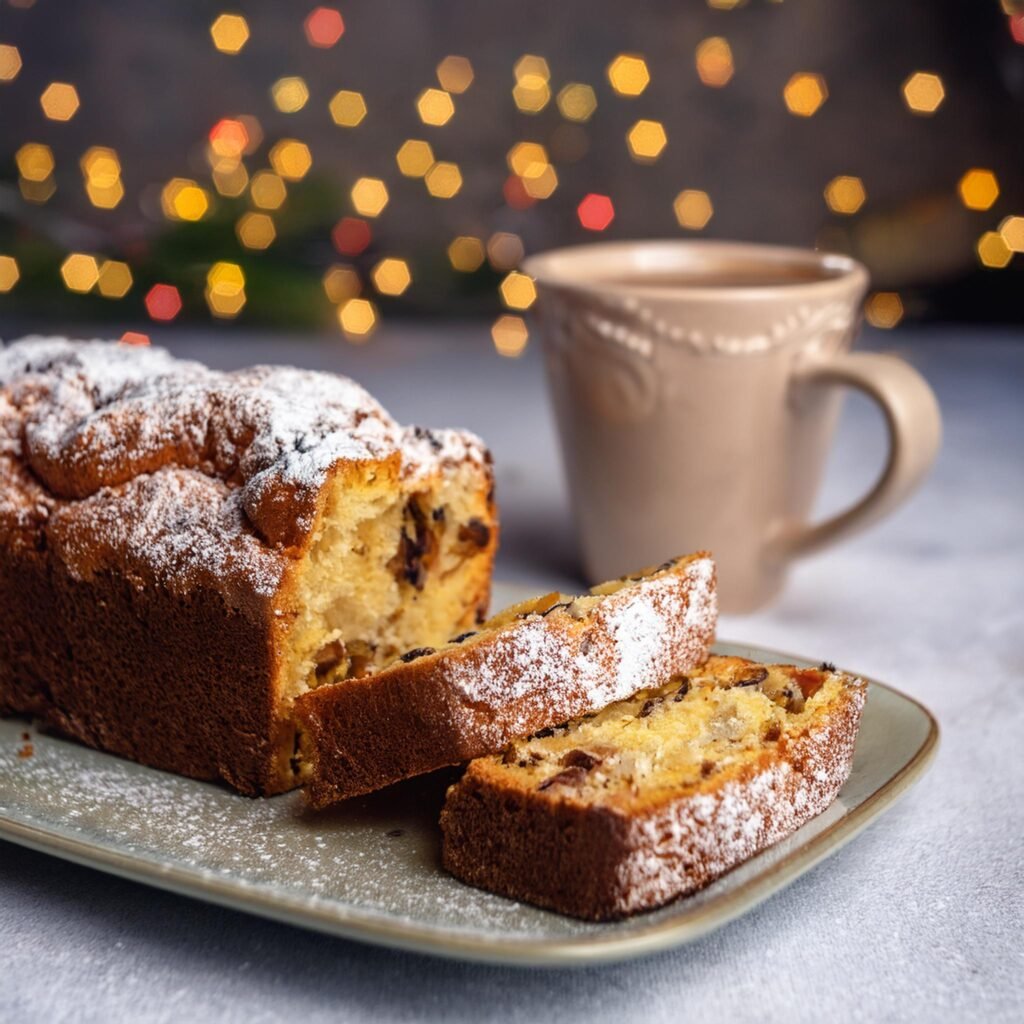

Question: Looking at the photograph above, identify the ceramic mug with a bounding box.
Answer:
[522,240,942,612]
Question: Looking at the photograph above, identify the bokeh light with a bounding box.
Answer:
[61,253,100,293]
[272,76,310,113]
[976,231,1012,268]
[304,7,345,48]
[212,163,248,198]
[436,56,474,94]
[40,82,80,121]
[145,283,183,321]
[424,161,462,198]
[120,332,151,347]
[16,142,54,182]
[448,236,485,272]
[162,178,211,221]
[556,83,597,122]
[0,44,22,82]
[487,232,524,270]
[902,72,945,115]
[250,170,287,209]
[338,297,378,340]
[784,73,828,117]
[97,260,133,298]
[998,215,1024,252]
[329,90,366,127]
[206,261,246,318]
[351,177,389,217]
[81,146,124,209]
[627,119,668,162]
[673,190,714,229]
[323,264,361,303]
[491,315,529,358]
[958,169,999,211]
[236,211,276,249]
[607,54,650,97]
[695,37,734,87]
[332,216,372,255]
[865,291,904,328]
[577,193,615,231]
[396,139,435,178]
[0,256,20,292]
[512,54,551,113]
[499,271,536,310]
[824,176,867,214]
[269,139,312,180]
[372,258,412,296]
[209,119,249,161]
[416,88,455,126]
[210,14,250,54]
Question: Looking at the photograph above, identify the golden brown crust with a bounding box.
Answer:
[440,662,866,920]
[297,554,717,807]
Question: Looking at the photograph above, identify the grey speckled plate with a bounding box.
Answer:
[0,603,937,967]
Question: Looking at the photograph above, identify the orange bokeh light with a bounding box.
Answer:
[145,284,182,322]
[577,193,615,231]
[332,217,372,255]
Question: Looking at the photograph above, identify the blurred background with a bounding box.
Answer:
[0,0,1022,354]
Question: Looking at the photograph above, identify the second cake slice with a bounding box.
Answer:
[295,552,716,806]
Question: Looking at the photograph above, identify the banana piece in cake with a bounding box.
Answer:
[0,337,497,794]
[440,655,866,920]
[295,553,717,807]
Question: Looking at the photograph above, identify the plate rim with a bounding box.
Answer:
[0,640,939,968]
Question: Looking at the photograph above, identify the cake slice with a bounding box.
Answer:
[440,655,866,920]
[295,553,717,807]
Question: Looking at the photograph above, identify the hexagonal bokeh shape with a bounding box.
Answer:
[396,140,434,178]
[236,212,276,250]
[338,298,378,339]
[0,255,20,292]
[499,271,537,310]
[448,236,485,272]
[250,171,287,210]
[673,190,714,230]
[329,90,366,127]
[210,14,250,54]
[97,260,133,299]
[323,265,361,303]
[16,143,54,182]
[269,140,312,180]
[577,193,615,231]
[40,82,80,121]
[627,119,667,162]
[958,169,999,211]
[696,37,734,88]
[416,88,454,126]
[372,258,412,297]
[902,72,945,115]
[824,176,866,215]
[0,44,22,82]
[556,83,597,123]
[491,315,529,358]
[976,231,1011,268]
[424,162,462,198]
[437,55,474,94]
[784,73,828,117]
[304,7,345,48]
[272,77,309,113]
[351,177,389,217]
[607,54,650,96]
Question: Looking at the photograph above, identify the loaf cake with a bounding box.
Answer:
[441,655,866,920]
[296,553,717,807]
[0,336,497,794]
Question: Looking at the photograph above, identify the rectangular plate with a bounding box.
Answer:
[0,639,937,967]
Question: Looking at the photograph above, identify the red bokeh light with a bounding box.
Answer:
[305,7,345,48]
[119,331,151,347]
[503,174,536,210]
[332,217,372,255]
[145,284,182,322]
[1011,15,1024,45]
[577,193,615,231]
[209,118,249,155]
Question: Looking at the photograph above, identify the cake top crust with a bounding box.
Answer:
[0,336,488,602]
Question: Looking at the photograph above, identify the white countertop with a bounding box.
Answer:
[1,324,1021,1023]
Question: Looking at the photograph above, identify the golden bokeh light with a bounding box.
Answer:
[695,37,734,87]
[97,260,133,299]
[236,211,276,249]
[0,256,20,292]
[824,175,866,215]
[162,178,211,221]
[491,315,529,358]
[784,73,828,117]
[210,13,250,54]
[976,231,1012,268]
[16,142,54,182]
[250,170,286,209]
[521,164,558,200]
[507,141,548,178]
[958,169,999,211]
[206,261,246,318]
[416,88,455,126]
[329,89,367,127]
[499,271,536,310]
[607,54,650,97]
[271,76,309,113]
[627,119,668,162]
[323,264,361,303]
[351,177,389,216]
[448,236,485,273]
[395,139,435,178]
[864,291,904,329]
[424,161,462,198]
[40,82,80,121]
[372,257,412,296]
[437,55,474,94]
[902,72,945,115]
[708,0,746,8]
[212,162,249,198]
[209,119,248,162]
[19,177,55,204]
[0,44,22,82]
[513,55,551,113]
[269,139,312,180]
[673,190,714,230]
[60,253,100,293]
[514,54,550,83]
[556,82,597,122]
[338,297,378,340]
[80,146,120,186]
[998,215,1024,252]
[487,232,524,270]
[86,179,125,209]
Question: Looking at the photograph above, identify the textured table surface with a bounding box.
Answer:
[1,324,1021,1023]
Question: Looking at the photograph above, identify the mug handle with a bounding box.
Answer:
[775,351,942,559]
